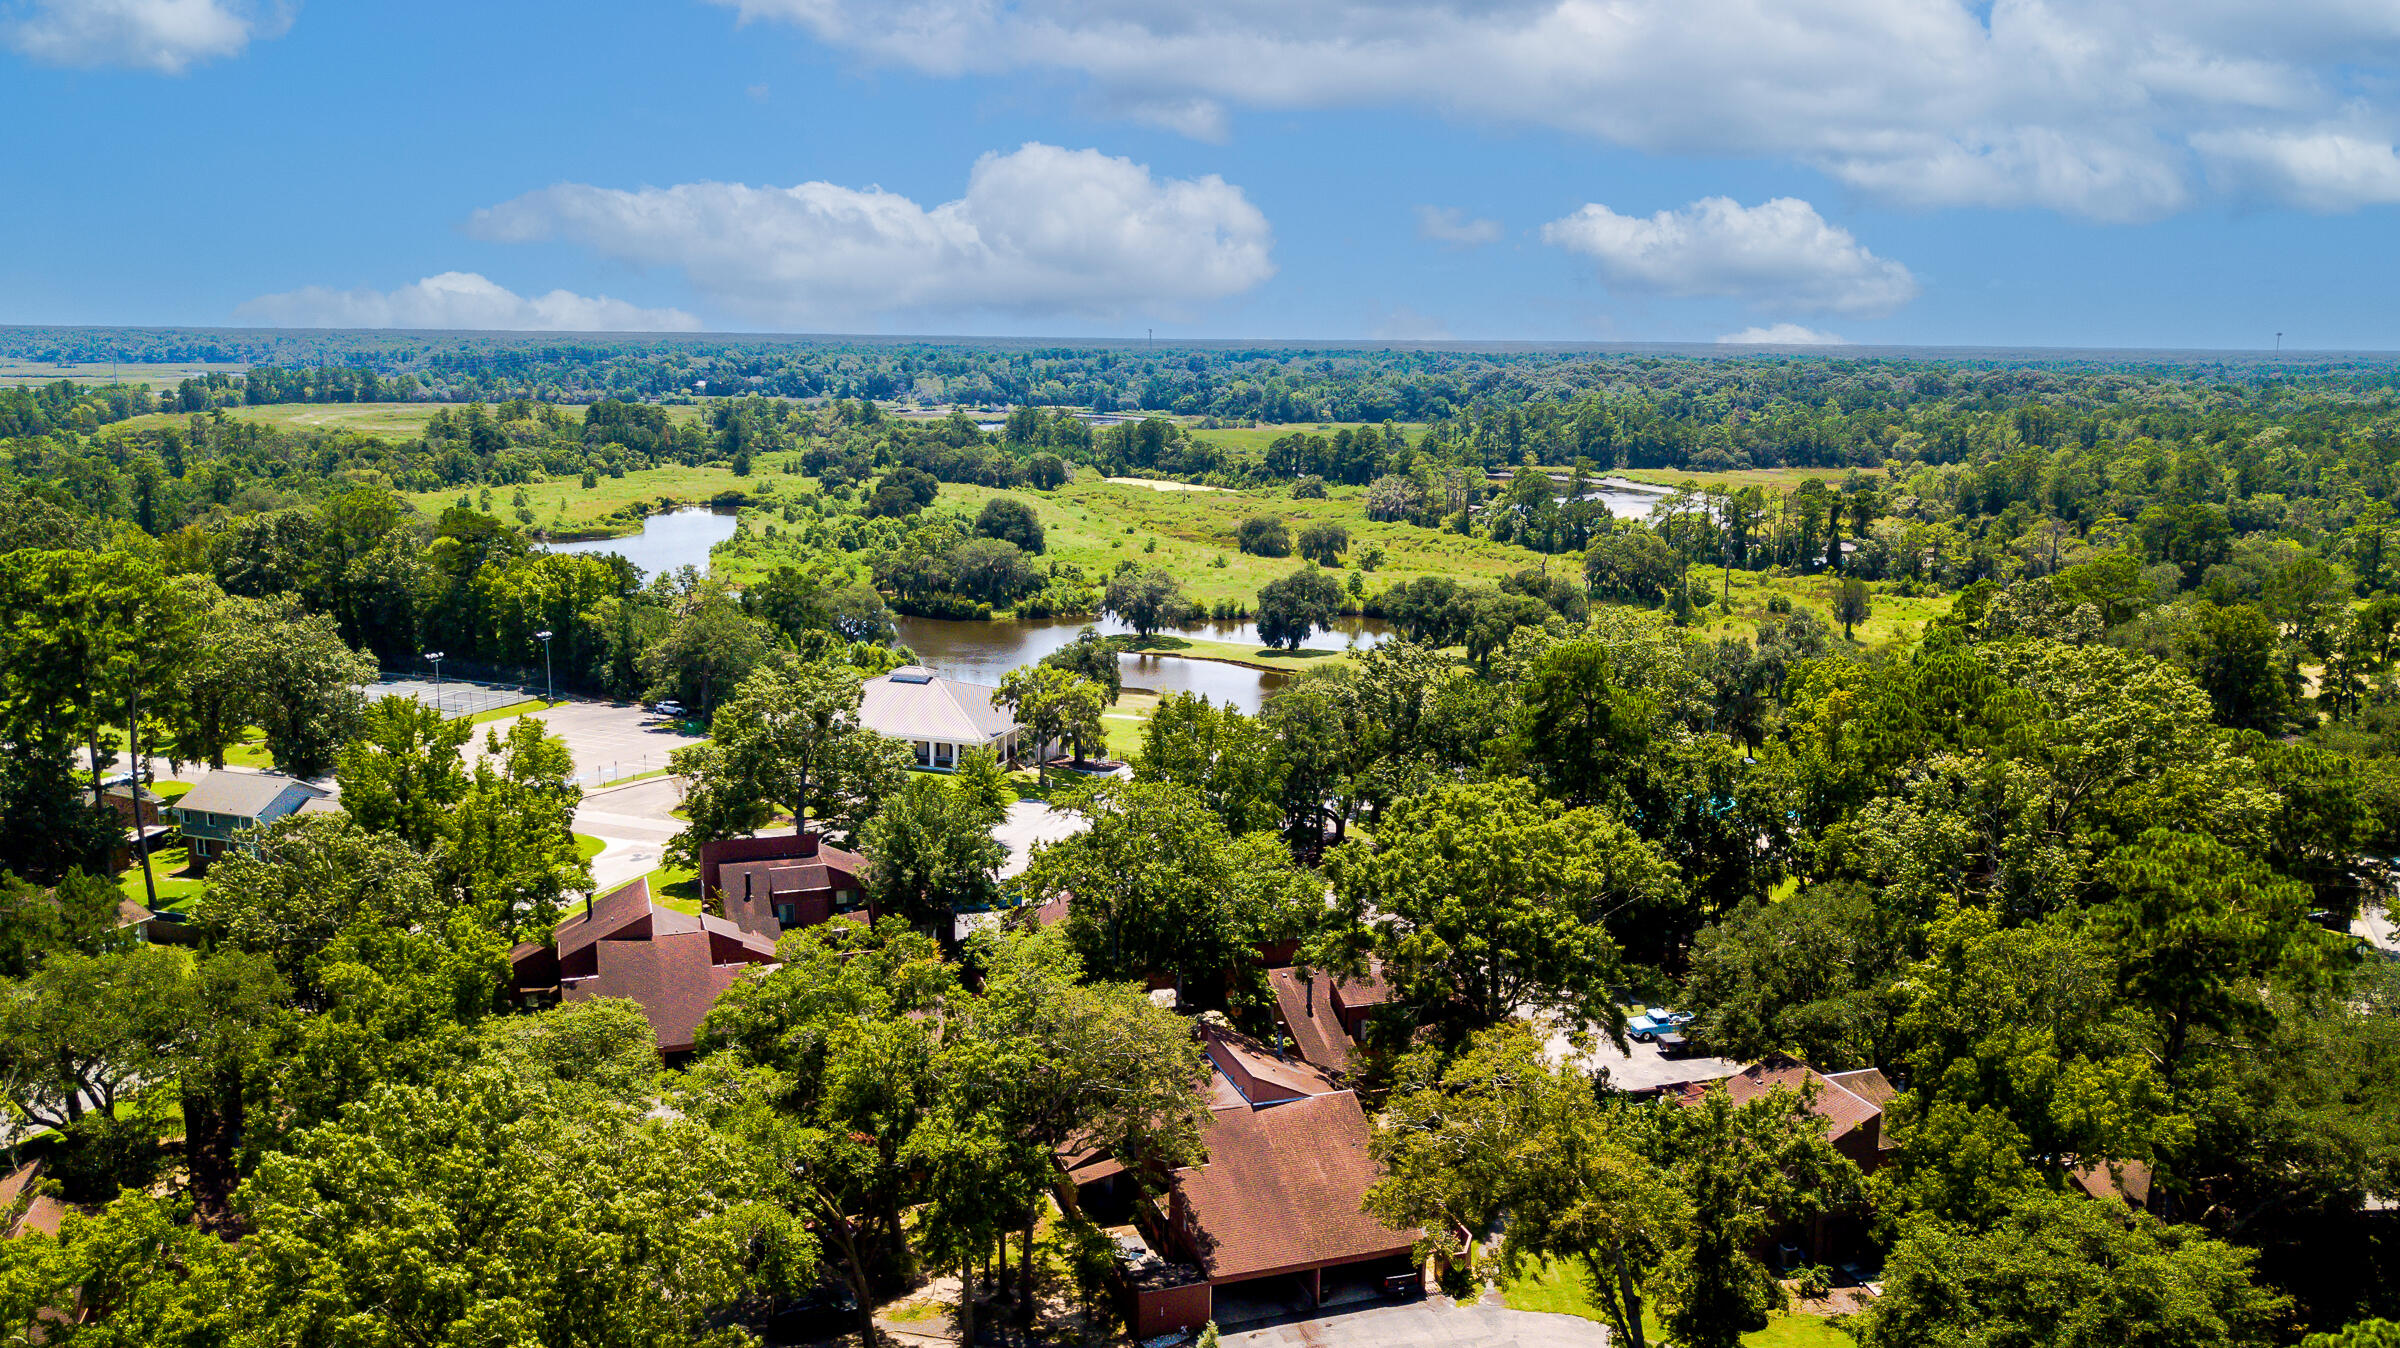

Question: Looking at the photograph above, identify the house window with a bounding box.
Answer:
[773,902,797,925]
[913,741,931,767]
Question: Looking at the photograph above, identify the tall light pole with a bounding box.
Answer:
[425,650,446,717]
[533,630,555,707]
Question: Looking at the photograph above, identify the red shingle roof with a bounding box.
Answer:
[1171,1092,1418,1282]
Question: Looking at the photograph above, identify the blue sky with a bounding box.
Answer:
[6,0,2400,348]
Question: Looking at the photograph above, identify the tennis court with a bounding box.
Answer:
[373,676,535,720]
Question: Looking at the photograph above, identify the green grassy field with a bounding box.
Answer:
[403,458,792,538]
[0,360,246,390]
[915,476,1553,610]
[107,399,704,443]
[1187,421,1430,461]
[1503,1258,1849,1348]
[1680,565,1948,648]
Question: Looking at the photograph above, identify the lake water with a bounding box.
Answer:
[894,613,1392,714]
[548,508,740,580]
[546,508,1386,712]
[1584,477,1677,519]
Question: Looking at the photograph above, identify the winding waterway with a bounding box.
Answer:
[547,508,1388,712]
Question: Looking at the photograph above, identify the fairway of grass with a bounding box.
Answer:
[405,459,793,539]
[1502,1258,1849,1348]
[916,476,1552,610]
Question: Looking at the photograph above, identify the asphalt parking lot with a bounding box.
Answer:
[474,699,705,788]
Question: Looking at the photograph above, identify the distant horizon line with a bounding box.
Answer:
[2,323,2394,361]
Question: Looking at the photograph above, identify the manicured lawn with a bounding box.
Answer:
[466,698,546,726]
[119,844,206,911]
[1131,633,1362,669]
[636,862,703,914]
[573,833,606,863]
[1502,1258,1849,1348]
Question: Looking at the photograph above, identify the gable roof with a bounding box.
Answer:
[552,876,698,962]
[1171,1092,1418,1282]
[1203,1023,1341,1106]
[562,931,758,1054]
[1268,968,1357,1074]
[1687,1060,1885,1142]
[859,668,1018,743]
[174,770,328,819]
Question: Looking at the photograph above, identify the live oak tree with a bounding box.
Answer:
[1022,779,1309,990]
[444,718,591,940]
[686,922,957,1345]
[1654,1085,1862,1348]
[1854,1191,2283,1348]
[334,695,473,850]
[216,593,378,779]
[913,929,1206,1331]
[669,657,911,862]
[1255,566,1343,650]
[1102,567,1193,639]
[1367,1024,1684,1348]
[240,1068,805,1348]
[1323,778,1677,1039]
[993,663,1107,779]
[860,749,1010,933]
[1135,691,1285,835]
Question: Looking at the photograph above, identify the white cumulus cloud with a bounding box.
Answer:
[2193,128,2400,212]
[236,272,703,332]
[1542,196,1918,316]
[1415,206,1503,246]
[5,0,289,72]
[1717,323,1847,344]
[466,143,1275,329]
[701,0,2400,219]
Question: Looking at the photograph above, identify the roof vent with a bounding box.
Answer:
[887,666,936,684]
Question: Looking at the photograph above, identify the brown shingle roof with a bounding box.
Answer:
[1203,1025,1340,1106]
[562,931,759,1054]
[552,877,698,962]
[1687,1061,1884,1141]
[1171,1092,1418,1282]
[1268,968,1357,1074]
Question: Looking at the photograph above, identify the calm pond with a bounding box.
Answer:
[549,508,1388,712]
[549,507,740,578]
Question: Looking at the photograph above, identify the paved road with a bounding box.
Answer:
[1220,1300,1611,1348]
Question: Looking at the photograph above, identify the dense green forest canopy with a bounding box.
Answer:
[2,337,2400,1345]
